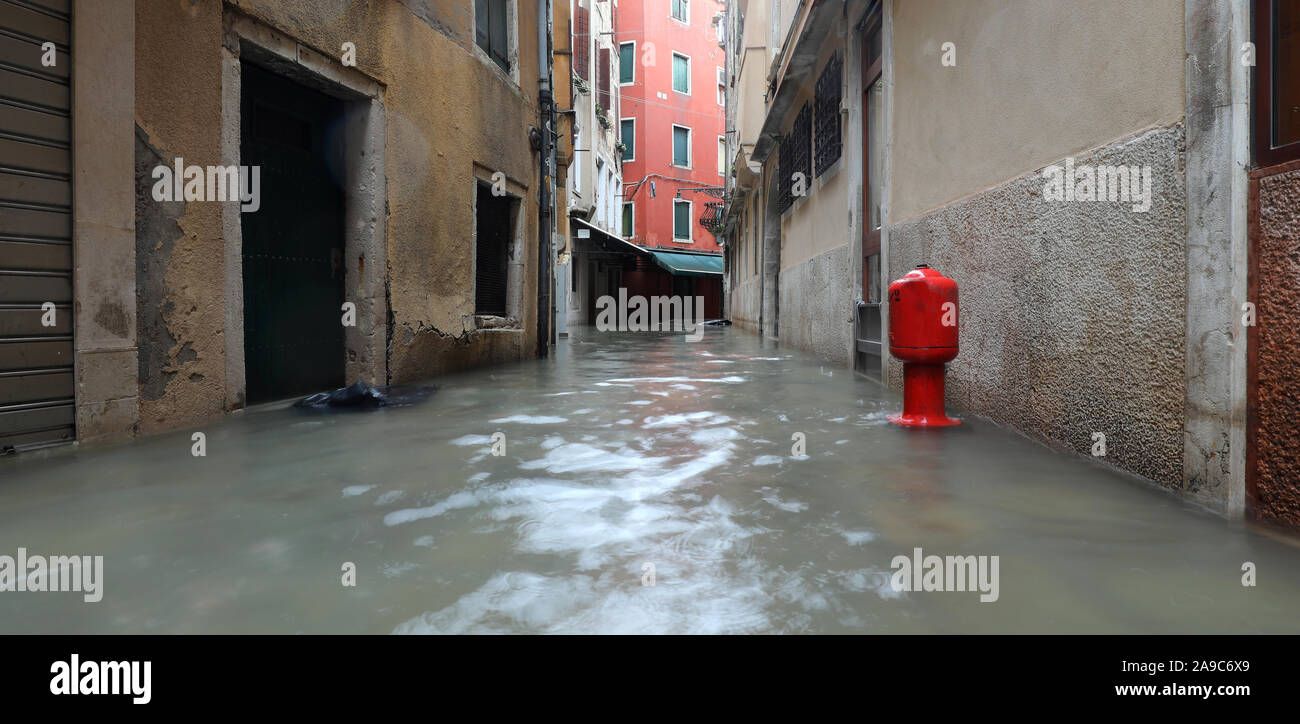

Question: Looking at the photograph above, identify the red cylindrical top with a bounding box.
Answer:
[888,264,959,362]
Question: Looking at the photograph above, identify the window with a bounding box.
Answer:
[718,136,726,175]
[672,53,691,94]
[672,125,691,167]
[671,0,688,23]
[673,199,692,241]
[620,118,635,161]
[717,67,726,106]
[619,42,635,84]
[575,5,590,81]
[474,0,511,72]
[1255,0,1300,166]
[814,53,842,176]
[598,47,612,110]
[622,202,634,237]
[777,102,812,213]
[475,184,515,316]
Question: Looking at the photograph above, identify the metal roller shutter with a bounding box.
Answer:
[0,0,73,453]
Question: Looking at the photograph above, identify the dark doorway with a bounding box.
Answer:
[240,62,346,403]
[856,8,884,381]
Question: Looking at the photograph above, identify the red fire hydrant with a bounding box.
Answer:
[887,264,960,427]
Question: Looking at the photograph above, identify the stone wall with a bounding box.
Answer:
[888,124,1188,487]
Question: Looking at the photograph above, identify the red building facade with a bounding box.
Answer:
[616,0,726,318]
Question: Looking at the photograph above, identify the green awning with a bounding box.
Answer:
[648,250,723,277]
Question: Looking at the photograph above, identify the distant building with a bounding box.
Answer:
[569,0,726,325]
[557,0,629,331]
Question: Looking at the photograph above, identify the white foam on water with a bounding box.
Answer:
[490,415,569,424]
[450,434,494,446]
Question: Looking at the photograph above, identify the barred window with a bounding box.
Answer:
[778,102,812,213]
[814,53,842,176]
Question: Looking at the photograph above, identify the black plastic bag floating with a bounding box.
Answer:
[294,381,436,411]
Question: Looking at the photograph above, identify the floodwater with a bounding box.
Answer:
[2,326,1299,634]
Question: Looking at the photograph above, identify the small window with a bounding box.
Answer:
[672,53,691,94]
[718,137,726,175]
[622,202,634,237]
[598,47,611,110]
[475,184,515,316]
[1255,0,1300,166]
[671,0,688,23]
[619,42,635,84]
[717,67,726,106]
[620,118,635,161]
[673,199,692,241]
[574,5,590,81]
[672,125,691,167]
[474,0,511,73]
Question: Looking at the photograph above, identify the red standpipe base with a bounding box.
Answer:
[888,362,961,428]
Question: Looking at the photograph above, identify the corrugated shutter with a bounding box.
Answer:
[0,0,74,453]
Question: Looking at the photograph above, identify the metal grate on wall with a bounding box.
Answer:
[814,53,842,177]
[0,0,74,453]
[778,102,812,213]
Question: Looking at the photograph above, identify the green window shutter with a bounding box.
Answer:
[488,0,508,70]
[474,0,490,53]
[620,120,634,160]
[673,127,689,166]
[672,55,689,93]
[622,203,633,237]
[674,202,690,239]
[619,43,634,84]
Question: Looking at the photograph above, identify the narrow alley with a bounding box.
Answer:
[2,327,1297,634]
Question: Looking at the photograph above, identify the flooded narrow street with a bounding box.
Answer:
[2,327,1298,634]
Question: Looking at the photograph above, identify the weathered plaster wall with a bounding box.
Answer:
[134,0,226,435]
[888,125,1188,488]
[889,0,1185,222]
[778,244,851,367]
[234,0,542,382]
[1253,165,1300,527]
[131,0,543,436]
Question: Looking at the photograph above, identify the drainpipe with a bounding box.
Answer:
[537,0,556,356]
